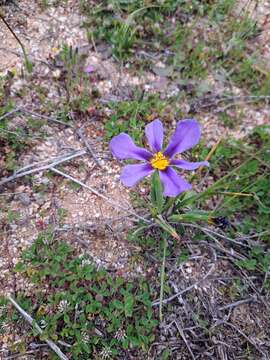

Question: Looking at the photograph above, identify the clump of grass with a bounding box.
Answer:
[0,89,28,174]
[104,94,168,143]
[188,124,270,243]
[80,0,269,95]
[52,44,94,113]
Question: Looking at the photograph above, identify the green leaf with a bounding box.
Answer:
[112,299,124,311]
[124,293,134,317]
[236,259,257,271]
[150,171,164,214]
[64,313,71,324]
[161,348,171,359]
[155,215,180,240]
[14,262,27,273]
[169,210,211,223]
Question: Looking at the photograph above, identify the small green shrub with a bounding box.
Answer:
[12,232,158,359]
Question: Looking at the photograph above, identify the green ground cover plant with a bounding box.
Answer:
[0,232,158,359]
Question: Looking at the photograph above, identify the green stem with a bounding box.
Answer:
[0,14,32,73]
[163,196,175,212]
[159,237,167,322]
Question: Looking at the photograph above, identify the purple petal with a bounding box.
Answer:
[84,65,95,73]
[170,159,209,170]
[159,167,191,197]
[110,133,152,161]
[145,119,163,152]
[120,163,153,187]
[164,119,201,158]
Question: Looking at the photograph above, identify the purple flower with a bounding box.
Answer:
[84,65,95,74]
[109,119,209,197]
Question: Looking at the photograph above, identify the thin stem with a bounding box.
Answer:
[0,14,32,72]
[159,237,167,322]
[0,15,25,52]
[180,149,265,208]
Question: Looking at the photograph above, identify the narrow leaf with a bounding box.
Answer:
[151,171,164,214]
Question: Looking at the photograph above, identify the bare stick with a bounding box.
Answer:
[231,230,270,241]
[20,108,72,127]
[174,320,196,360]
[219,297,255,311]
[51,167,150,223]
[200,234,246,261]
[0,149,87,187]
[76,126,102,168]
[182,223,250,248]
[0,107,72,127]
[14,149,86,175]
[213,99,270,114]
[0,150,149,224]
[3,351,41,359]
[0,108,20,121]
[192,95,270,111]
[7,295,69,360]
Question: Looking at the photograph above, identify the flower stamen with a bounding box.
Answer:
[150,152,169,170]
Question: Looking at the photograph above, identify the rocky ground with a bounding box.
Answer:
[0,0,270,359]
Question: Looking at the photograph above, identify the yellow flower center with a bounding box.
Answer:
[150,152,169,170]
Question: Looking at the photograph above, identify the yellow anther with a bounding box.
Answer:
[150,152,169,170]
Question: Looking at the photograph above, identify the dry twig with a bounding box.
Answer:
[76,126,102,168]
[7,295,69,360]
[218,297,256,311]
[182,223,250,248]
[20,108,72,127]
[174,320,196,360]
[0,149,87,188]
[0,108,20,121]
[0,106,71,127]
[50,167,150,223]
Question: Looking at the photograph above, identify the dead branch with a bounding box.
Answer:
[14,150,86,175]
[7,295,69,360]
[20,108,73,127]
[50,167,150,224]
[0,108,20,121]
[0,106,72,127]
[218,297,256,311]
[0,149,87,188]
[174,320,196,360]
[182,223,250,248]
[76,125,103,168]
